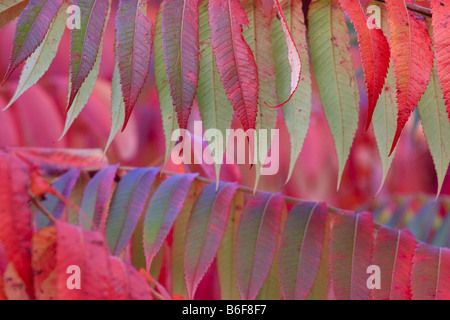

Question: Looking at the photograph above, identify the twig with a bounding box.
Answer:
[29,192,58,224]
[374,0,432,17]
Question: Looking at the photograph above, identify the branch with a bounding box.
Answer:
[374,0,432,17]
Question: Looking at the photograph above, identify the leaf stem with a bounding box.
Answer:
[374,0,431,17]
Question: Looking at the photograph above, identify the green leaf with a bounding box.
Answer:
[417,64,450,196]
[5,2,67,110]
[216,191,244,300]
[105,58,126,153]
[372,60,397,191]
[197,0,233,185]
[106,168,158,256]
[155,8,179,168]
[308,0,360,188]
[143,173,197,269]
[242,0,278,191]
[272,0,311,183]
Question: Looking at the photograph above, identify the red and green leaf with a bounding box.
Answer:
[411,243,450,300]
[115,0,153,130]
[2,0,63,83]
[143,173,197,270]
[330,212,374,300]
[184,182,238,299]
[161,0,199,129]
[372,227,416,300]
[235,192,284,300]
[208,0,259,131]
[279,202,328,300]
[68,0,110,110]
[106,168,158,256]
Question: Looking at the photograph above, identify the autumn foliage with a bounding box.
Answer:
[0,0,449,300]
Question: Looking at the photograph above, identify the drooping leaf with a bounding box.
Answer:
[2,0,63,83]
[279,202,328,300]
[272,0,311,183]
[208,0,259,131]
[268,0,301,108]
[184,182,238,299]
[36,168,81,229]
[216,191,244,300]
[155,7,178,168]
[372,60,397,190]
[105,58,126,153]
[0,152,33,297]
[339,0,390,128]
[372,227,416,300]
[417,63,450,196]
[80,164,119,231]
[115,0,153,129]
[2,263,29,300]
[106,168,158,256]
[242,0,278,190]
[5,2,66,109]
[55,221,111,299]
[197,0,234,184]
[61,5,110,138]
[143,173,197,269]
[330,211,374,300]
[109,256,152,300]
[385,0,433,153]
[308,0,360,188]
[67,0,110,110]
[235,192,284,300]
[431,0,450,121]
[161,0,199,129]
[0,0,29,30]
[411,243,450,300]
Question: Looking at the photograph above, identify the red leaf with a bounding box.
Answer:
[5,147,108,176]
[2,0,63,84]
[162,0,199,129]
[235,192,284,300]
[115,0,153,130]
[208,0,259,131]
[32,226,57,299]
[330,212,374,300]
[0,152,33,297]
[338,0,390,129]
[411,243,450,300]
[385,0,433,154]
[56,221,111,299]
[372,227,416,300]
[68,0,110,109]
[109,257,152,300]
[431,0,450,121]
[267,0,301,109]
[279,202,328,300]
